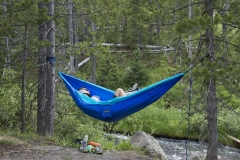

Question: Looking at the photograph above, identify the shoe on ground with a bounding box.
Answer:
[80,141,88,153]
[95,146,103,154]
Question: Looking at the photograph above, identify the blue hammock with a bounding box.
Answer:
[59,72,185,122]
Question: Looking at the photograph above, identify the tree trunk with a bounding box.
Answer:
[205,0,218,159]
[73,9,78,45]
[45,0,55,136]
[21,25,28,133]
[37,2,47,135]
[37,0,56,136]
[3,1,6,18]
[91,21,96,84]
[68,0,79,72]
[222,0,229,57]
[68,0,73,46]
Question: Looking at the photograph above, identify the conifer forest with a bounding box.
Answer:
[0,1,240,160]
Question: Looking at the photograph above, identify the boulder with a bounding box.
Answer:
[130,131,168,160]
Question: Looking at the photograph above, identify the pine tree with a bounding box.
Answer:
[123,48,150,88]
[175,0,240,159]
[0,0,48,132]
[37,0,56,136]
[96,50,121,90]
[205,1,218,159]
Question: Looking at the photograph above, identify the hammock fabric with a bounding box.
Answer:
[59,72,185,122]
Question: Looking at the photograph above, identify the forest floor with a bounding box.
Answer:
[0,136,154,160]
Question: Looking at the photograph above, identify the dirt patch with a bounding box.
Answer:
[0,136,154,160]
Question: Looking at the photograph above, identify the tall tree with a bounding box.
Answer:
[21,25,28,133]
[45,0,56,136]
[37,0,56,136]
[222,0,229,57]
[205,0,218,159]
[174,0,240,158]
[121,0,153,47]
[37,1,47,135]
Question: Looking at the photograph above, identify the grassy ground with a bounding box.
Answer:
[0,134,153,160]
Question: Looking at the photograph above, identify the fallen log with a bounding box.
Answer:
[227,134,240,144]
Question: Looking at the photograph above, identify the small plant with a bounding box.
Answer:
[115,140,131,150]
[0,139,16,146]
[101,140,115,150]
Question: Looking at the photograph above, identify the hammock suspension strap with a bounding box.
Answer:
[185,67,193,160]
[46,56,56,66]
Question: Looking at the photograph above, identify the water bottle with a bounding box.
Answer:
[79,135,88,153]
[83,135,88,142]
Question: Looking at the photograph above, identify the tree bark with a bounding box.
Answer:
[222,0,229,57]
[68,0,73,46]
[91,21,96,84]
[45,0,56,136]
[205,0,218,159]
[21,25,28,133]
[37,2,47,135]
[37,0,56,136]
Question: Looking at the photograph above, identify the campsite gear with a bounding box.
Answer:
[83,135,88,142]
[88,141,101,146]
[87,145,96,153]
[95,145,103,154]
[88,141,103,154]
[80,135,88,153]
[79,141,88,153]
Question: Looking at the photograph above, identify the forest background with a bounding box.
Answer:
[0,0,240,159]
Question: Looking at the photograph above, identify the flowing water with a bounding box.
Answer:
[109,134,240,159]
[157,137,240,160]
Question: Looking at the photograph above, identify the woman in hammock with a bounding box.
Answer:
[79,83,138,101]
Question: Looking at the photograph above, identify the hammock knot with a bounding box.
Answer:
[46,56,56,66]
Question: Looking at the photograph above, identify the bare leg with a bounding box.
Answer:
[114,88,126,97]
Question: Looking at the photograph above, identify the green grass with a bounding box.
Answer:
[114,102,188,138]
[0,138,17,146]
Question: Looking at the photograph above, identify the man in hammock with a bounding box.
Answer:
[79,83,138,101]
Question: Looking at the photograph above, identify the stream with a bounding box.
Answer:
[157,137,240,160]
[109,134,240,159]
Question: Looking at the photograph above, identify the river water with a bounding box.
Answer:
[157,137,240,160]
[109,134,240,159]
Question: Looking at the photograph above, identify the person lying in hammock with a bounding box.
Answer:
[79,83,138,101]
